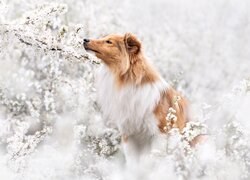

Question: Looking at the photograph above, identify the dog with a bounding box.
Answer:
[83,33,192,163]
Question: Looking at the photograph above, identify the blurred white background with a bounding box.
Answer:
[0,0,250,179]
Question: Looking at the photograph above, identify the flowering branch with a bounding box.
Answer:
[0,3,100,65]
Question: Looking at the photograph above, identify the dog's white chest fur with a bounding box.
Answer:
[96,65,169,136]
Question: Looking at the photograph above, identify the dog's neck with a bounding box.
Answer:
[112,53,161,87]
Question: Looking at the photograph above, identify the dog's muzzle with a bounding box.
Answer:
[83,38,90,50]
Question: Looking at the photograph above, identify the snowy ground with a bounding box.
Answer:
[0,0,250,179]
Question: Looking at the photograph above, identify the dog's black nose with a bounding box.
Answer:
[84,39,90,43]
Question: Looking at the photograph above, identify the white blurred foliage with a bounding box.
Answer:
[0,0,250,179]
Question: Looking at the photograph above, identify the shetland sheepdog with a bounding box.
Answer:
[84,33,194,163]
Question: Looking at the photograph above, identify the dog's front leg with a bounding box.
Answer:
[122,135,140,168]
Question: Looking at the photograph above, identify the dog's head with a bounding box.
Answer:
[83,33,141,75]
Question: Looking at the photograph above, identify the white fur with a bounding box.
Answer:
[96,65,169,161]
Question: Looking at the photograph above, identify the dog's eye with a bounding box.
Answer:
[106,40,112,44]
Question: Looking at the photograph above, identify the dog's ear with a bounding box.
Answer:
[124,33,141,54]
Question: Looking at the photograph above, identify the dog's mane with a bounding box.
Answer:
[115,52,161,87]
